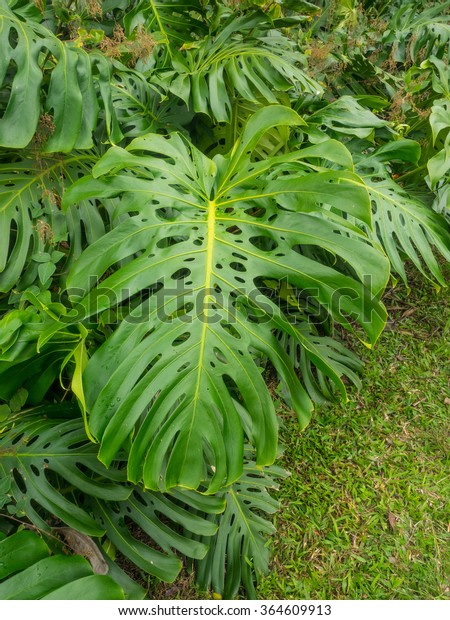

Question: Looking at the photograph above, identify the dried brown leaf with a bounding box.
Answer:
[401,308,417,318]
[58,527,108,575]
[387,511,397,532]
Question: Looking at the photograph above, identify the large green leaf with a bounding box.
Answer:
[0,408,222,583]
[157,13,322,122]
[0,152,104,293]
[427,97,450,189]
[196,456,287,600]
[355,142,450,287]
[0,412,130,536]
[0,529,49,580]
[384,2,450,63]
[91,488,223,582]
[277,320,363,404]
[62,105,389,494]
[110,65,194,138]
[123,0,206,47]
[0,0,121,151]
[0,530,124,599]
[305,96,390,141]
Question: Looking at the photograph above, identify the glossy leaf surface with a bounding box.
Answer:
[63,106,389,494]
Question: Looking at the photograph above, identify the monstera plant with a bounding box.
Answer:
[0,0,449,600]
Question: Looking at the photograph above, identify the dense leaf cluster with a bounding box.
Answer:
[0,0,449,600]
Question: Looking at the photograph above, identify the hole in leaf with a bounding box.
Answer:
[8,27,18,49]
[13,468,26,493]
[11,432,25,446]
[172,332,191,347]
[230,262,247,272]
[226,226,242,235]
[244,206,266,218]
[26,435,39,447]
[171,268,191,281]
[157,235,188,248]
[249,236,278,251]
[213,347,227,364]
[220,321,241,339]
[177,362,191,373]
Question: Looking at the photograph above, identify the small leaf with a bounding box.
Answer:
[38,262,56,284]
[0,404,11,422]
[31,252,52,263]
[9,388,28,413]
[51,250,66,263]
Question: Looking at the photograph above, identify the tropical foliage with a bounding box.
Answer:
[0,0,449,600]
[0,529,126,599]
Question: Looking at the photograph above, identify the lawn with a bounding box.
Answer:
[258,264,450,600]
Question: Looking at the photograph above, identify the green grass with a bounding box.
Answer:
[257,267,450,600]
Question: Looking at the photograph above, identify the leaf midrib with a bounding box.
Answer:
[181,199,216,470]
